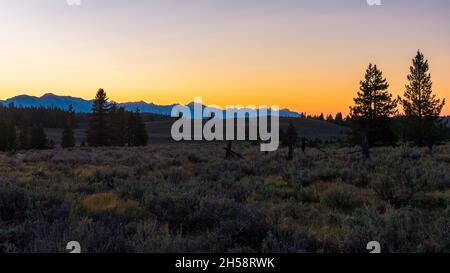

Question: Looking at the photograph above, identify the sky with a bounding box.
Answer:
[0,0,449,115]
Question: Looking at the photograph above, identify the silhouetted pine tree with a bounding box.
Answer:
[286,120,298,160]
[109,103,128,147]
[399,51,446,147]
[86,89,111,147]
[127,108,148,147]
[335,112,344,125]
[350,63,398,147]
[0,121,16,151]
[326,114,334,123]
[8,123,16,151]
[135,110,148,146]
[30,126,47,150]
[0,122,7,151]
[19,126,30,150]
[61,104,76,148]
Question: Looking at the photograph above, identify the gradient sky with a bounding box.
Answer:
[1,0,449,115]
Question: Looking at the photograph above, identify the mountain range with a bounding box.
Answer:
[0,93,302,118]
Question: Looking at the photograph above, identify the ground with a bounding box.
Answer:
[0,143,449,253]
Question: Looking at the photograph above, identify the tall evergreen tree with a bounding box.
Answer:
[7,122,16,151]
[0,121,16,151]
[61,104,76,148]
[19,126,30,150]
[0,121,7,151]
[285,120,298,160]
[335,112,344,125]
[399,51,446,147]
[127,108,148,147]
[109,103,127,147]
[350,63,398,147]
[30,126,47,150]
[86,89,111,147]
[326,114,334,123]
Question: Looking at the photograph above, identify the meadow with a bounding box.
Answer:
[1,142,449,253]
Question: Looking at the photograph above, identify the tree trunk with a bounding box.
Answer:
[361,134,371,159]
[288,142,294,161]
[225,141,232,159]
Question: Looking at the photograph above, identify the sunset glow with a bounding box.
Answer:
[1,0,449,115]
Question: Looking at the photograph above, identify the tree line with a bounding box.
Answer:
[85,89,148,147]
[0,88,148,151]
[0,105,69,151]
[349,50,446,152]
[280,51,448,160]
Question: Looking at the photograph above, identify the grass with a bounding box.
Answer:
[0,142,449,253]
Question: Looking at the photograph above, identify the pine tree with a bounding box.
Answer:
[7,122,16,151]
[286,120,298,160]
[109,103,127,147]
[0,121,7,151]
[350,63,398,147]
[326,114,334,123]
[86,89,111,147]
[335,112,344,125]
[61,104,75,148]
[126,111,136,147]
[0,121,16,151]
[127,108,148,147]
[30,126,47,150]
[135,109,148,146]
[399,51,446,147]
[19,126,30,150]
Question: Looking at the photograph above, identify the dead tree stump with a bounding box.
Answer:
[224,141,243,159]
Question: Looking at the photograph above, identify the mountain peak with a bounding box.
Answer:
[41,93,57,98]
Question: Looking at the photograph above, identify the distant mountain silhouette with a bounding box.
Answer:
[0,93,302,118]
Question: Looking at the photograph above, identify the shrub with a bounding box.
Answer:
[0,181,28,222]
[343,208,384,252]
[320,183,373,211]
[262,228,318,253]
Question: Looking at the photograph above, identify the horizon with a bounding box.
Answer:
[1,0,449,116]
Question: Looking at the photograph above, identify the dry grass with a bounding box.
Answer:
[0,143,449,253]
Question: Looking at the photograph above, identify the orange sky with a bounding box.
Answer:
[0,1,449,116]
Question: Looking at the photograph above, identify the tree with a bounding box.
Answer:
[0,121,16,151]
[126,108,148,147]
[19,126,30,150]
[61,104,75,148]
[285,120,298,160]
[86,89,111,147]
[8,123,16,151]
[326,114,334,123]
[399,50,446,147]
[335,112,344,125]
[30,126,47,150]
[349,63,398,147]
[134,109,149,146]
[109,103,127,147]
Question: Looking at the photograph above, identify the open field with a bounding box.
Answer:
[1,143,449,253]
